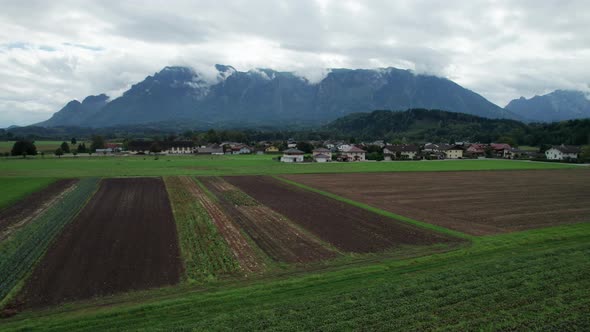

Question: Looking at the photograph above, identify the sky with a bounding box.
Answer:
[0,0,589,127]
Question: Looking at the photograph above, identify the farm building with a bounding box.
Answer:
[280,148,305,163]
[313,154,331,163]
[443,144,464,159]
[339,146,366,161]
[465,143,486,158]
[196,144,224,155]
[265,146,280,153]
[312,148,332,159]
[490,143,512,158]
[127,141,195,154]
[383,144,419,160]
[228,144,252,155]
[545,145,581,160]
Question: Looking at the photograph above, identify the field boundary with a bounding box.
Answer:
[274,176,473,241]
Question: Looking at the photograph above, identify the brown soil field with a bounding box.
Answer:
[0,179,78,240]
[283,169,590,236]
[201,177,337,263]
[17,178,182,308]
[178,176,264,273]
[224,176,459,253]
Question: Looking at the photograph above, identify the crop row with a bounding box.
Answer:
[164,176,240,282]
[0,178,99,303]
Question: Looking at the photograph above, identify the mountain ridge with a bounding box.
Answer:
[505,89,590,122]
[37,65,520,128]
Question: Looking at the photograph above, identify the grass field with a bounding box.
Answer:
[0,141,71,154]
[0,154,580,178]
[0,178,56,210]
[1,223,588,331]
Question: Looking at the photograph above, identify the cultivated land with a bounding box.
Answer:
[0,179,78,241]
[0,178,56,210]
[201,177,337,263]
[225,176,462,252]
[284,169,590,235]
[14,178,182,308]
[0,155,579,178]
[0,158,588,330]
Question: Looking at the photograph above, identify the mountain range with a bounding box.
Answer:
[37,65,523,128]
[505,90,590,122]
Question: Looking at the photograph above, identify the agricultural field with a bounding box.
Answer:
[0,141,71,154]
[0,179,78,241]
[13,178,182,309]
[0,154,579,178]
[0,163,588,329]
[283,169,590,235]
[225,176,462,252]
[0,178,57,210]
[200,177,337,263]
[0,178,98,308]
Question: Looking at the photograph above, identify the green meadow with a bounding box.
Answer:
[0,154,578,178]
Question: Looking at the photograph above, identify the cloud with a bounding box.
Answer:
[0,0,589,126]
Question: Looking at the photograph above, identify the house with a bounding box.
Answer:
[230,144,252,155]
[265,146,280,153]
[339,146,366,161]
[313,154,331,163]
[312,148,332,159]
[196,144,224,155]
[422,143,447,159]
[465,143,486,158]
[490,143,512,158]
[545,145,581,160]
[106,143,123,152]
[337,144,352,152]
[280,148,305,163]
[383,144,419,160]
[287,140,297,148]
[95,148,113,154]
[167,141,196,154]
[443,144,464,159]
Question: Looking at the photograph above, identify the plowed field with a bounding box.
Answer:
[224,176,459,253]
[283,169,590,235]
[17,178,182,308]
[201,177,337,263]
[0,179,78,238]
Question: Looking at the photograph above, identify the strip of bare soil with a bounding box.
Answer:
[16,178,182,308]
[224,176,459,253]
[0,179,78,238]
[180,177,264,273]
[283,169,590,235]
[201,177,337,263]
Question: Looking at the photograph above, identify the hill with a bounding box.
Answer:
[325,109,530,143]
[505,90,590,122]
[37,65,518,128]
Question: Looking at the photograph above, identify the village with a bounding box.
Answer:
[113,139,584,163]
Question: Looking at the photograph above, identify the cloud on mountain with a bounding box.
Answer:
[0,0,588,126]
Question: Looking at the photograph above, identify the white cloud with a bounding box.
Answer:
[0,0,589,126]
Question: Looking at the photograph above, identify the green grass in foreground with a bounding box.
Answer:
[2,223,588,331]
[0,178,56,210]
[0,155,580,178]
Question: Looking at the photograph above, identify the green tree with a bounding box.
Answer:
[11,140,37,156]
[77,143,88,153]
[90,135,106,152]
[149,142,162,154]
[54,147,63,158]
[296,141,314,153]
[581,145,590,162]
[60,142,70,153]
[71,137,77,145]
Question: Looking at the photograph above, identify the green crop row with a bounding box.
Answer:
[164,176,240,282]
[0,178,99,305]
